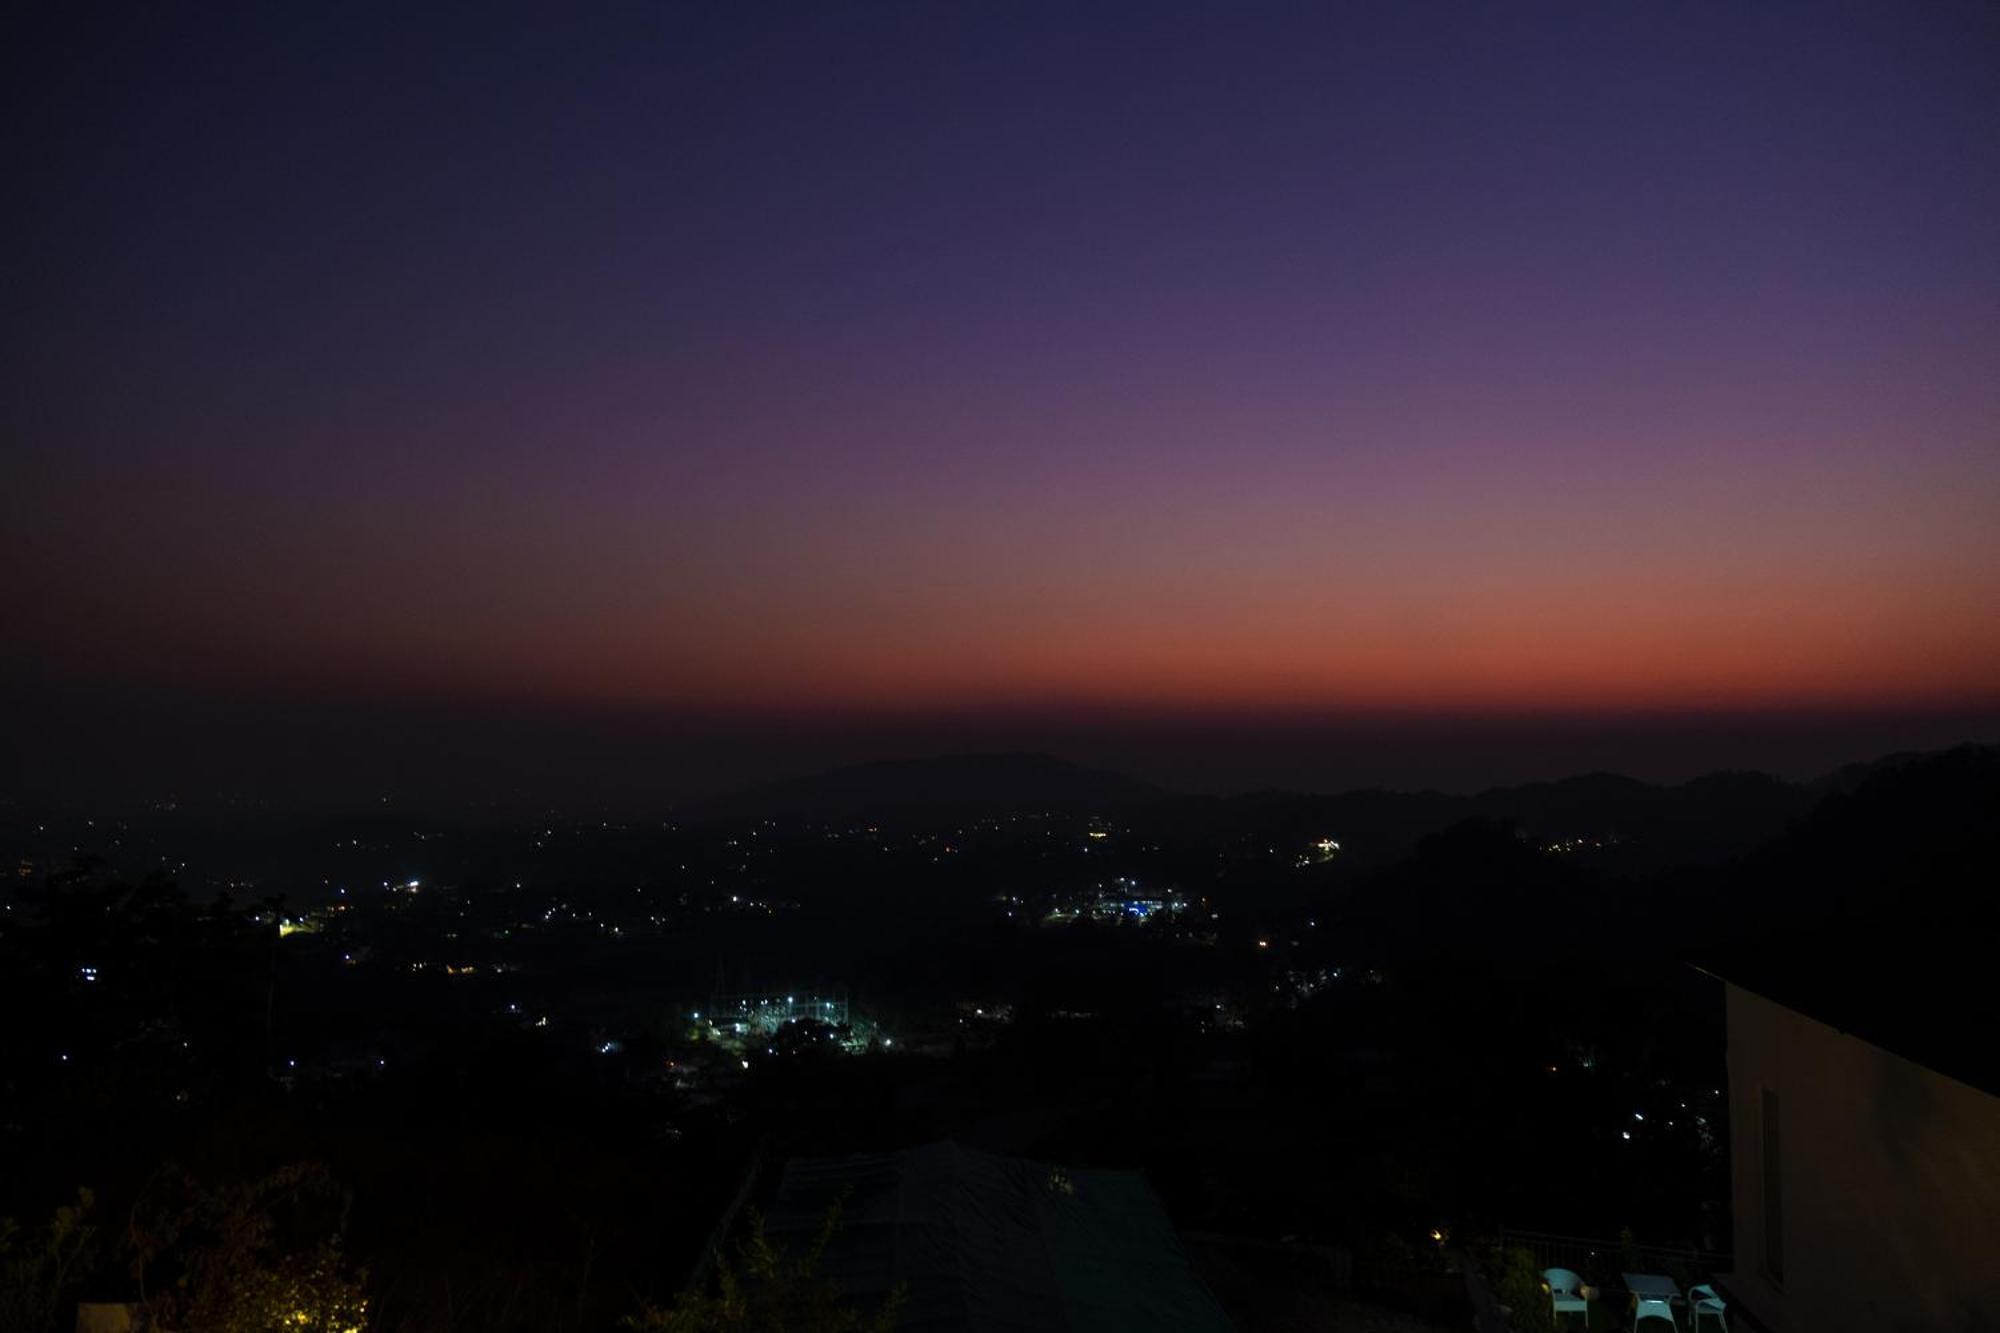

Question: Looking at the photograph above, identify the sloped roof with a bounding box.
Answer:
[764,1141,1234,1333]
[1706,942,2000,1101]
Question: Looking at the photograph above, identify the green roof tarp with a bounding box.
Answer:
[765,1142,1234,1333]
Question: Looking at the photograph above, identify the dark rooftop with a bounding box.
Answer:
[764,1141,1234,1333]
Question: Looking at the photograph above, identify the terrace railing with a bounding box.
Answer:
[1498,1228,1729,1294]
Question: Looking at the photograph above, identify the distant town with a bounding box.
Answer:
[9,747,1994,1330]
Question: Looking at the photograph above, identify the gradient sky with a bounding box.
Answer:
[6,1,1999,776]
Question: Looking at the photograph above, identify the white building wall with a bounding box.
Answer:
[1725,983,2000,1332]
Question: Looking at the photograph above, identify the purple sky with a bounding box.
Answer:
[4,1,1997,798]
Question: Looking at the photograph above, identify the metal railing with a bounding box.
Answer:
[1499,1228,1729,1292]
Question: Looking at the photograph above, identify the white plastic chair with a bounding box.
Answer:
[1633,1296,1678,1330]
[1688,1284,1727,1331]
[1544,1268,1588,1329]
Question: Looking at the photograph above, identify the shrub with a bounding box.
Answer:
[1482,1244,1554,1333]
[0,1189,97,1333]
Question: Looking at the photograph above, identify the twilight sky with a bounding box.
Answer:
[5,1,1998,798]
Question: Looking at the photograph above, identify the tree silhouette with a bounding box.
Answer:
[628,1197,903,1333]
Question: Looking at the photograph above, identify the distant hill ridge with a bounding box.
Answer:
[692,752,1166,823]
[694,744,1994,868]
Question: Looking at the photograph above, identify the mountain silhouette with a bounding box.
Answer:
[690,744,1994,871]
[692,752,1168,823]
